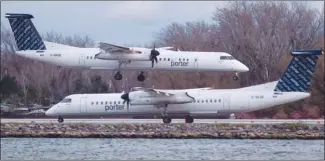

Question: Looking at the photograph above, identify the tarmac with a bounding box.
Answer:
[1,118,324,124]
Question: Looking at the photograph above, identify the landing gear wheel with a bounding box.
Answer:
[185,115,194,123]
[58,116,64,123]
[232,75,239,81]
[162,117,172,124]
[114,72,122,80]
[137,74,145,82]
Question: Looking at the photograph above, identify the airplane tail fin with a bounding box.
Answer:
[274,47,323,92]
[5,13,46,51]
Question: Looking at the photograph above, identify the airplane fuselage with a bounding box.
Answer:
[46,89,310,118]
[16,48,249,72]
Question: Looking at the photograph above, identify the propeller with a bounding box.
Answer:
[149,42,160,68]
[121,92,130,110]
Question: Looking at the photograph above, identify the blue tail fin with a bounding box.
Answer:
[274,49,323,92]
[5,13,46,51]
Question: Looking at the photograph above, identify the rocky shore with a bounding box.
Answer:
[1,122,324,139]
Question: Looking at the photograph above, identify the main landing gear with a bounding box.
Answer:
[185,115,194,123]
[58,116,64,123]
[233,73,239,81]
[137,71,145,82]
[114,71,146,82]
[158,104,172,124]
[162,117,172,124]
[157,105,195,124]
[114,71,123,80]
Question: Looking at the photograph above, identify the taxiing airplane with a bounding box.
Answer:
[5,13,249,82]
[45,48,323,123]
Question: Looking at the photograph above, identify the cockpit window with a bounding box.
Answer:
[220,56,235,60]
[61,98,72,103]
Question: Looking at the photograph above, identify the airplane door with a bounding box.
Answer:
[223,94,230,111]
[79,54,85,66]
[80,97,87,113]
[194,57,199,69]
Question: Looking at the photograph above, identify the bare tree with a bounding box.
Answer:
[1,23,16,53]
[212,1,324,86]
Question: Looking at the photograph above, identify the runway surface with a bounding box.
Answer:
[1,118,324,124]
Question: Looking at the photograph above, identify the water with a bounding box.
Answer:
[1,138,324,160]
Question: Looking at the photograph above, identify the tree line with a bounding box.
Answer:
[1,1,324,118]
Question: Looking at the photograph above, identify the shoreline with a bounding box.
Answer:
[1,123,324,140]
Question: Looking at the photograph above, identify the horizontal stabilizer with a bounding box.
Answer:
[291,49,323,56]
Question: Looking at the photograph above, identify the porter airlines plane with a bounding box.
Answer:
[5,13,249,82]
[45,48,323,123]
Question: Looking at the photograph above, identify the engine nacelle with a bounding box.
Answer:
[95,52,151,61]
[129,91,194,106]
[95,48,152,61]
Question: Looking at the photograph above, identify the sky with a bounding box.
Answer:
[1,1,324,46]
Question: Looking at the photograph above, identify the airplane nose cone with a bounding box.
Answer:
[237,62,249,72]
[45,107,55,117]
[242,64,249,72]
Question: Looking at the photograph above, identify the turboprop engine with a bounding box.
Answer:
[120,91,194,107]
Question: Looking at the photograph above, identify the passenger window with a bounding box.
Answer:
[86,56,89,59]
[164,58,166,61]
[105,101,108,105]
[118,101,120,104]
[183,58,185,61]
[187,58,189,61]
[159,58,162,61]
[91,102,94,105]
[110,101,112,104]
[210,99,212,103]
[96,102,98,105]
[168,58,170,61]
[219,99,221,102]
[60,98,72,103]
[101,101,103,105]
[214,99,217,102]
[179,58,181,61]
[206,100,208,103]
[114,101,116,104]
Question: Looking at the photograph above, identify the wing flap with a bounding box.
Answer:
[131,87,175,96]
[99,42,141,54]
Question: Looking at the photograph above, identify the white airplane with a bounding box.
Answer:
[5,13,249,82]
[45,48,323,123]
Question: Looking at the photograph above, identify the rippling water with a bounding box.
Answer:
[1,138,324,160]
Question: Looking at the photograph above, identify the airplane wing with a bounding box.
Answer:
[99,42,142,54]
[131,87,175,96]
[158,47,174,50]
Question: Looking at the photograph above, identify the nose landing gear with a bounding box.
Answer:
[233,73,239,81]
[185,115,194,123]
[58,116,64,123]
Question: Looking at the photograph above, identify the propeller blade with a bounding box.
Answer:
[154,57,158,63]
[151,59,154,68]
